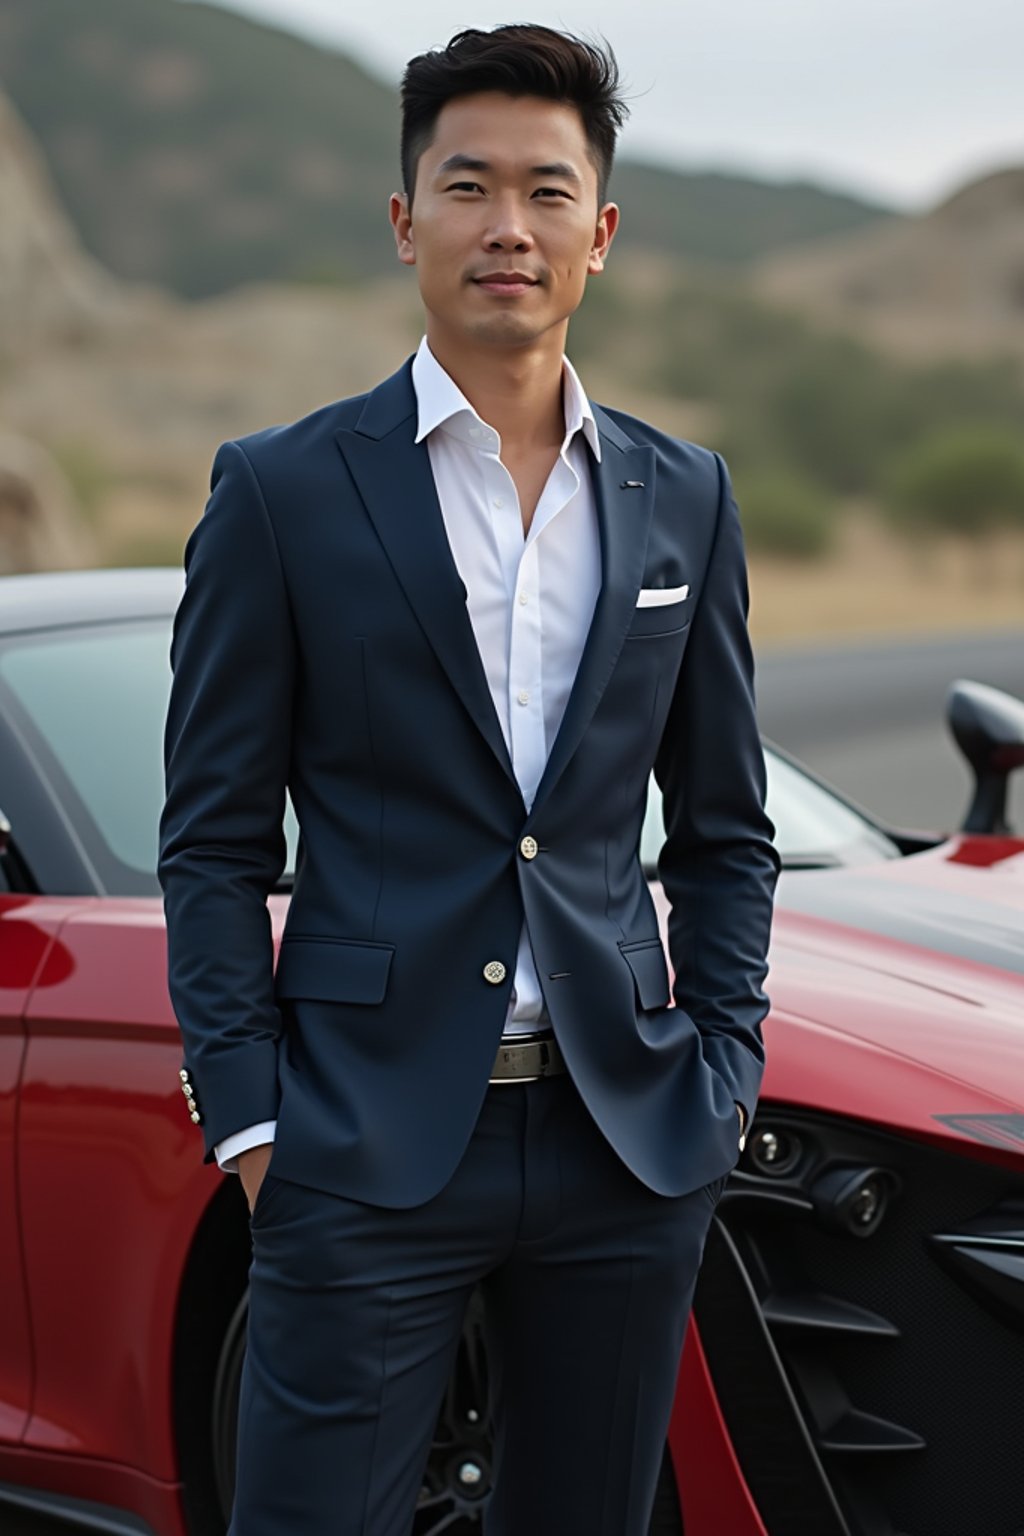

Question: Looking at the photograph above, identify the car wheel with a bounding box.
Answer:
[211,1290,247,1524]
[211,1286,683,1534]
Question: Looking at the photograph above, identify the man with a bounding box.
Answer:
[159,23,779,1535]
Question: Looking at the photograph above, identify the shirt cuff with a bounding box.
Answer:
[215,1120,277,1173]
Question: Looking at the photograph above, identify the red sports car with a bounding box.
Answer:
[1,569,1022,1536]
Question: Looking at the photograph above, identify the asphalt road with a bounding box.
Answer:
[5,627,1023,1536]
[756,627,1024,835]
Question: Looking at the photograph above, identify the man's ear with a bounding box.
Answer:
[390,192,416,267]
[588,201,620,276]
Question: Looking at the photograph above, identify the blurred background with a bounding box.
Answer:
[0,0,1021,832]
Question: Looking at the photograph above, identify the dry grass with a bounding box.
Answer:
[749,510,1024,646]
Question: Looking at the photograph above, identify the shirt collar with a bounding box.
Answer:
[411,335,602,463]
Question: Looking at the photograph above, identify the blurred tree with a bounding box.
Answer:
[569,272,1024,532]
[884,426,1024,536]
[763,341,915,494]
[734,470,836,559]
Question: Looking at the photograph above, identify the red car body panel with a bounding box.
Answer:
[1,830,1023,1533]
[670,1321,767,1536]
[658,836,1024,1156]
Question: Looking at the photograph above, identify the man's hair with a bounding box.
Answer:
[400,24,628,207]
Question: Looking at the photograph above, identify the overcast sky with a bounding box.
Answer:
[192,0,1023,209]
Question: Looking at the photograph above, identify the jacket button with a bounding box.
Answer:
[190,1110,201,1124]
[483,960,507,985]
[179,1069,189,1082]
[519,835,538,860]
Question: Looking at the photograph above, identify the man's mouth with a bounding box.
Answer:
[471,273,540,295]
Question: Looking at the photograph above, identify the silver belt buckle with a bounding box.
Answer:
[489,1032,561,1084]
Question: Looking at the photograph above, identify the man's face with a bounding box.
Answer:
[390,92,618,352]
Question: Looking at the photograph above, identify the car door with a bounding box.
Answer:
[0,888,40,1443]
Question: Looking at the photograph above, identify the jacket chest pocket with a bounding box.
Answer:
[625,602,691,640]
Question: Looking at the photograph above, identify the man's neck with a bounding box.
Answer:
[424,327,567,451]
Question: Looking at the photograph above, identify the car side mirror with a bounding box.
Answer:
[947,680,1024,835]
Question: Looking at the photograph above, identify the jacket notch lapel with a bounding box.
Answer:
[531,434,657,813]
[334,372,519,794]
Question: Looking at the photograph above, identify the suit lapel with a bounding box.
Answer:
[531,413,657,813]
[335,362,519,793]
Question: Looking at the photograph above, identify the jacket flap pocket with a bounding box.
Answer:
[274,937,395,1004]
[618,938,671,1011]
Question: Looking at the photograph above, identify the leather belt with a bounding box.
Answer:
[489,1031,567,1083]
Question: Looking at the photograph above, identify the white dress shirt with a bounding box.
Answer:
[215,337,602,1171]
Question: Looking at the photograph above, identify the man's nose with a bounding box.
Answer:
[483,199,535,251]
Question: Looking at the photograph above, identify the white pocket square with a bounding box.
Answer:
[636,583,689,608]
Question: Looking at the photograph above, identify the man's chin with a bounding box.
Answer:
[460,311,554,349]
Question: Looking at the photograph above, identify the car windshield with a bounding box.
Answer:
[0,615,897,896]
[0,619,203,894]
[641,752,899,875]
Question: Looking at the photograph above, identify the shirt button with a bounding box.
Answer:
[517,690,530,706]
[518,592,529,605]
[483,960,507,985]
[520,835,539,860]
[493,496,505,508]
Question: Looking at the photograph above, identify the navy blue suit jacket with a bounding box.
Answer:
[158,358,780,1207]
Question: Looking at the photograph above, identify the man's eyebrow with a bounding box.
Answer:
[435,153,582,185]
[435,154,491,176]
[531,162,582,184]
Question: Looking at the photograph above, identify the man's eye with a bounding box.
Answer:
[446,181,484,193]
[534,187,571,199]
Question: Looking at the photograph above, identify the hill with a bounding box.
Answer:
[0,0,893,296]
[751,166,1024,365]
[0,87,131,353]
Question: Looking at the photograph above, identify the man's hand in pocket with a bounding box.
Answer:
[238,1142,274,1214]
